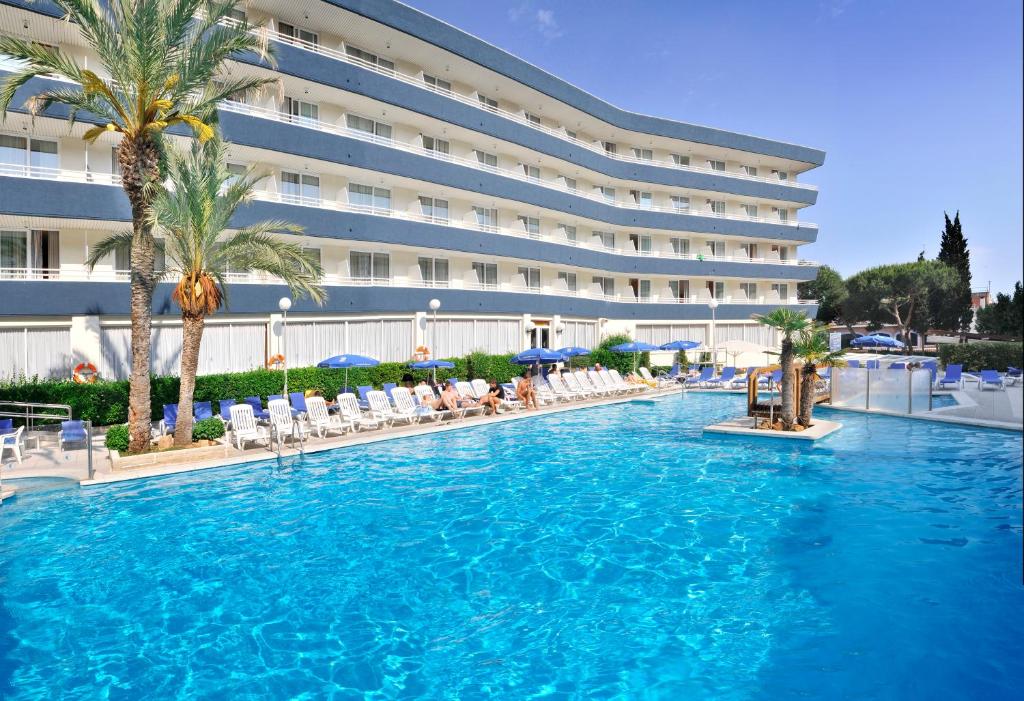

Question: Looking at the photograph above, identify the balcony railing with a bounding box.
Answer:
[0,164,820,267]
[218,101,815,229]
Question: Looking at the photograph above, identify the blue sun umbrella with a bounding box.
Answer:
[850,334,905,349]
[555,346,591,368]
[317,354,380,388]
[659,340,701,351]
[409,359,455,382]
[610,341,661,371]
[511,348,565,365]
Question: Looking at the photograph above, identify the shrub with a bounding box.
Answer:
[192,418,226,442]
[937,341,1023,372]
[104,424,130,452]
[588,333,648,375]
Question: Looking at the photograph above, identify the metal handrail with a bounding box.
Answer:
[0,401,73,431]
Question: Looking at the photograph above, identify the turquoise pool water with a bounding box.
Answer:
[1,394,1021,699]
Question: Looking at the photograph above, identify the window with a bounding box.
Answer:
[0,230,27,273]
[557,271,577,292]
[0,135,58,174]
[475,150,498,168]
[560,224,577,242]
[772,283,790,299]
[478,94,498,111]
[742,165,758,177]
[228,8,246,22]
[225,163,246,188]
[632,147,652,161]
[345,45,393,71]
[629,233,652,254]
[672,154,690,167]
[565,129,577,140]
[774,207,789,222]
[741,204,758,218]
[771,244,790,261]
[706,280,725,300]
[283,96,318,123]
[739,282,758,299]
[348,183,391,211]
[301,247,322,270]
[350,251,389,280]
[346,114,392,140]
[418,196,449,222]
[629,278,652,299]
[423,74,451,92]
[472,261,498,287]
[517,266,541,289]
[418,256,449,285]
[670,195,690,213]
[281,172,320,202]
[592,276,615,296]
[524,112,541,126]
[598,186,616,203]
[772,169,789,181]
[603,142,617,155]
[517,216,541,239]
[629,190,652,209]
[523,164,540,181]
[708,160,726,172]
[740,243,758,258]
[473,207,498,228]
[704,240,725,257]
[670,237,690,256]
[111,146,121,177]
[707,200,726,215]
[561,176,577,191]
[668,280,690,300]
[422,136,450,157]
[278,22,318,46]
[593,231,616,249]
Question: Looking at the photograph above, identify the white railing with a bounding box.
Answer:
[218,101,815,229]
[212,18,817,193]
[0,162,122,186]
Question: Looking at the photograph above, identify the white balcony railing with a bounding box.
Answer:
[0,164,820,267]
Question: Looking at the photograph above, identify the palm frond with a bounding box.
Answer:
[84,230,135,270]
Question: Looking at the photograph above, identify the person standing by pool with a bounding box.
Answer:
[516,370,539,410]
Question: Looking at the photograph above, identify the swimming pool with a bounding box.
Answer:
[1,394,1021,699]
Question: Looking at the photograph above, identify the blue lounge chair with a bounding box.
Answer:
[866,360,880,369]
[289,392,309,416]
[193,401,214,421]
[979,370,1004,391]
[160,404,179,435]
[0,418,13,436]
[269,394,299,418]
[847,359,861,368]
[382,383,398,405]
[244,396,270,421]
[921,360,938,383]
[684,367,714,387]
[705,367,736,388]
[218,399,236,427]
[58,420,88,451]
[357,386,374,410]
[1006,367,1021,386]
[936,364,963,390]
[889,363,905,370]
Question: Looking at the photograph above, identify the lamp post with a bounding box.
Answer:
[279,296,292,395]
[707,298,719,368]
[428,298,441,382]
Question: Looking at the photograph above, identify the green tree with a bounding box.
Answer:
[89,139,325,447]
[792,326,847,427]
[798,265,847,324]
[0,0,275,452]
[931,211,973,336]
[842,261,958,350]
[975,282,1024,338]
[752,308,811,430]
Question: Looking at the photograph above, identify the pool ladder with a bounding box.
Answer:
[273,420,306,457]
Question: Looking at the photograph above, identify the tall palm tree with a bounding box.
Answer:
[792,326,847,427]
[0,0,276,452]
[89,138,325,446]
[753,308,811,430]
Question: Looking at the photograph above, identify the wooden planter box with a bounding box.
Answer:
[109,439,230,471]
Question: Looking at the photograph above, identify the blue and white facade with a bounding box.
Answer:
[0,0,824,380]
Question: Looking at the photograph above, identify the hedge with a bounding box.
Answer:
[937,341,1023,372]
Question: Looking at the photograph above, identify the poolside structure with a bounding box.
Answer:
[1,0,821,380]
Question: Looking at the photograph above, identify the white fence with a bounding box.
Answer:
[831,367,933,414]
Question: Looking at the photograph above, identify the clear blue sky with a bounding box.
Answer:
[408,0,1024,294]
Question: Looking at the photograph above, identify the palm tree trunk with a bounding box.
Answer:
[798,364,817,426]
[173,314,205,447]
[119,136,161,453]
[780,337,796,430]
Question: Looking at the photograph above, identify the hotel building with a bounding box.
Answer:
[0,0,824,380]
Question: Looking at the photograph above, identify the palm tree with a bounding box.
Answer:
[0,0,276,452]
[792,326,847,427]
[90,138,325,446]
[752,308,811,430]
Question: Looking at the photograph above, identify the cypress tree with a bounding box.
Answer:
[933,211,973,335]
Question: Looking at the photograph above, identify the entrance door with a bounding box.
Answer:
[528,325,550,348]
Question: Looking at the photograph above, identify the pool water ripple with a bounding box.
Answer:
[1,394,1021,699]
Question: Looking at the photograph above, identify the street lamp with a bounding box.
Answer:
[279,296,292,395]
[707,298,719,368]
[428,298,441,382]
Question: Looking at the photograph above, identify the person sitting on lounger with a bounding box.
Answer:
[440,383,469,411]
[516,370,540,410]
[479,379,506,415]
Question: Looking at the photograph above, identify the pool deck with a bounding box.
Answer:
[0,387,681,490]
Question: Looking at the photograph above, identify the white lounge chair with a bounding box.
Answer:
[305,396,347,438]
[532,375,569,403]
[575,370,612,396]
[392,387,439,422]
[548,372,585,400]
[337,393,381,431]
[268,398,308,449]
[562,372,597,398]
[590,369,624,395]
[455,382,488,414]
[608,369,646,393]
[228,404,270,450]
[1,426,25,464]
[368,390,419,425]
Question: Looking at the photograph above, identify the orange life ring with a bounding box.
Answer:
[413,345,430,361]
[266,354,285,369]
[73,362,98,384]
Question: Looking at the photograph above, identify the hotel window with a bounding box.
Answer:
[739,282,758,299]
[300,247,322,270]
[111,146,121,176]
[598,186,616,203]
[348,183,390,211]
[517,266,541,289]
[561,176,577,190]
[278,22,318,46]
[523,164,540,181]
[418,256,450,285]
[283,97,318,123]
[670,237,690,256]
[707,200,726,215]
[708,159,726,172]
[670,195,690,213]
[629,233,652,254]
[0,230,27,274]
[629,190,652,209]
[741,204,758,218]
[281,172,320,202]
[740,243,758,259]
[517,216,541,239]
[473,207,498,228]
[772,283,790,299]
[632,147,653,161]
[345,45,393,71]
[592,276,615,297]
[706,280,725,300]
[594,231,616,249]
[629,278,652,299]
[224,163,246,188]
[0,134,58,174]
[742,165,758,177]
[524,112,541,126]
[423,74,451,92]
[472,261,498,287]
[771,244,790,261]
[560,224,577,242]
[557,271,577,292]
[422,135,450,157]
[346,114,392,140]
[672,154,690,167]
[704,240,726,257]
[478,94,498,111]
[774,207,789,222]
[668,280,690,300]
[565,129,577,140]
[418,196,449,222]
[350,251,389,280]
[772,169,789,181]
[228,8,246,22]
[603,142,617,155]
[475,150,498,168]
